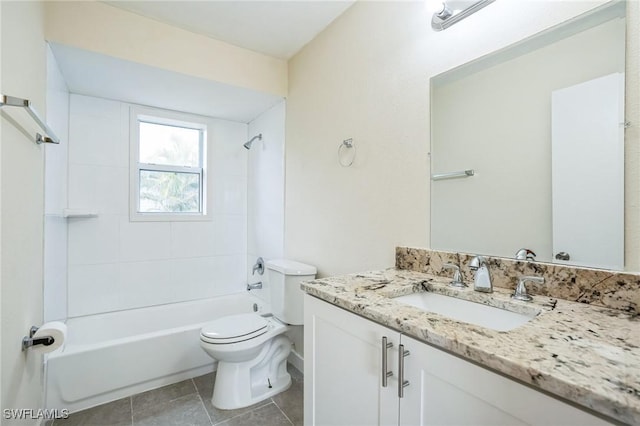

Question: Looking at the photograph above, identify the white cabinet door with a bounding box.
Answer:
[399,334,611,426]
[304,294,398,426]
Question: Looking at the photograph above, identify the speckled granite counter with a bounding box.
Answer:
[301,268,640,425]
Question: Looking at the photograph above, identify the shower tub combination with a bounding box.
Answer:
[45,293,266,413]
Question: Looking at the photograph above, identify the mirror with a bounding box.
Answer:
[430,2,630,271]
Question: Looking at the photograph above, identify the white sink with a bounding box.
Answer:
[393,292,536,332]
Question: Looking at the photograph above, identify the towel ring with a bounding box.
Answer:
[338,138,356,167]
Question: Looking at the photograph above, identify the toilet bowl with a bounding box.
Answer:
[199,259,316,410]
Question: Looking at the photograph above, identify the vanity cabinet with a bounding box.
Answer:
[304,294,611,426]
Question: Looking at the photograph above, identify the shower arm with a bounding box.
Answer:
[244,133,263,149]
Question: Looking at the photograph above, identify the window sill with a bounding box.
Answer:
[129,212,212,222]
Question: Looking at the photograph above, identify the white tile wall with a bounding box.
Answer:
[44,216,68,321]
[68,215,120,265]
[246,101,286,306]
[66,94,248,317]
[213,179,248,215]
[44,45,70,322]
[170,221,218,258]
[68,165,128,215]
[68,264,120,316]
[68,97,126,167]
[118,261,175,309]
[118,218,172,262]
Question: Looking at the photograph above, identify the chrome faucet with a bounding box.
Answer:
[252,257,265,275]
[469,255,492,293]
[512,276,544,302]
[515,248,536,261]
[443,263,466,288]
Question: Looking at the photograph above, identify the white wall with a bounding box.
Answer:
[246,100,286,305]
[431,17,625,262]
[285,0,630,277]
[44,45,70,322]
[65,94,248,317]
[1,1,46,422]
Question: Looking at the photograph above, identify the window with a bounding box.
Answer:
[130,107,211,221]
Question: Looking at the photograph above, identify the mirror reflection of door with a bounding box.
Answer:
[551,73,625,270]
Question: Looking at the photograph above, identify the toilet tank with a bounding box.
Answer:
[265,259,317,325]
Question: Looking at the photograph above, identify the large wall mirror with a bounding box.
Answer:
[430,1,631,271]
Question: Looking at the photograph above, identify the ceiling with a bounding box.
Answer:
[50,43,283,123]
[104,1,355,59]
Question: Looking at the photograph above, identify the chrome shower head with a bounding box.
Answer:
[244,133,262,150]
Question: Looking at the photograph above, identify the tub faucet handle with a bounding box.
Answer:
[252,257,265,275]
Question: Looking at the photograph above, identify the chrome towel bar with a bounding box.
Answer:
[0,94,60,144]
[431,169,475,181]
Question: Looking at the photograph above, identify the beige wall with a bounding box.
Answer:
[285,0,633,277]
[431,17,625,264]
[44,1,288,97]
[1,1,46,423]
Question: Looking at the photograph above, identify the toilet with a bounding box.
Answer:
[199,259,316,410]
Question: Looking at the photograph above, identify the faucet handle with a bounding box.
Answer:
[443,263,466,288]
[512,276,544,302]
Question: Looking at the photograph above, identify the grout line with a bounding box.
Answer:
[271,399,294,426]
[130,396,134,426]
[192,378,214,426]
[213,401,273,425]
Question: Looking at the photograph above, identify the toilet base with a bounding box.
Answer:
[211,335,292,410]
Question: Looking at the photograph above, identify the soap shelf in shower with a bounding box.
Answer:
[63,209,99,218]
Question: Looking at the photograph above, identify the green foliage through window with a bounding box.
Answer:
[135,117,205,215]
[139,170,200,213]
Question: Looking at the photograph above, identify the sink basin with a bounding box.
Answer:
[393,292,536,332]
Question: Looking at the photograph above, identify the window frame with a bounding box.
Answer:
[129,106,212,222]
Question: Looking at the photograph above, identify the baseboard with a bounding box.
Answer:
[288,349,304,374]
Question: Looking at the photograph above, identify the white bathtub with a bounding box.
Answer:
[45,293,266,413]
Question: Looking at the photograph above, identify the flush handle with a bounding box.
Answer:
[381,336,393,387]
[398,344,410,398]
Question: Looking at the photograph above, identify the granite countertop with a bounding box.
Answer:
[301,268,640,425]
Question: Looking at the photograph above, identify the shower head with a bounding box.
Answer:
[244,133,262,150]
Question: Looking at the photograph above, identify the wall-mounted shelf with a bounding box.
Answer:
[63,209,98,218]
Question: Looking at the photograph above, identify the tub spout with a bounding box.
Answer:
[247,282,263,291]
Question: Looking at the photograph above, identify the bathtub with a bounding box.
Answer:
[45,293,267,413]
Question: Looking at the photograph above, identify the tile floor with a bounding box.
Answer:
[51,365,303,426]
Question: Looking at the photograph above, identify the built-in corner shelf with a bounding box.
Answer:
[62,209,98,219]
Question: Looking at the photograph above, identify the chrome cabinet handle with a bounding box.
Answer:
[398,344,410,397]
[381,336,394,387]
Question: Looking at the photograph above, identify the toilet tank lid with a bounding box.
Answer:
[265,259,317,276]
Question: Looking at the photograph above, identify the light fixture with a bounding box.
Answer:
[431,0,495,31]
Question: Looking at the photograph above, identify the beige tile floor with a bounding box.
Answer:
[51,365,303,426]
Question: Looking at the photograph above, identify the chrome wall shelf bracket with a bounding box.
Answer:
[0,94,60,144]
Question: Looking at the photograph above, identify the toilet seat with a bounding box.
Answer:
[201,313,269,344]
